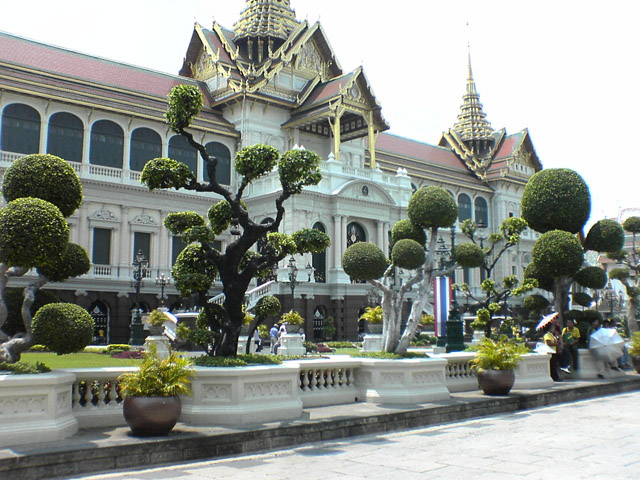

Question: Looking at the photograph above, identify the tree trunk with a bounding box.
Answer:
[627,297,639,333]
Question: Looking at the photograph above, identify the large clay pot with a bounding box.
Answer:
[631,355,640,374]
[285,323,302,334]
[123,396,181,436]
[365,323,383,334]
[477,369,516,396]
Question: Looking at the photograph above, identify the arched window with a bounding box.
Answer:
[204,141,232,185]
[346,222,366,248]
[312,222,327,283]
[169,135,197,176]
[474,197,488,227]
[1,103,41,154]
[312,305,327,341]
[89,301,110,345]
[130,127,162,172]
[457,193,472,222]
[47,112,83,162]
[90,120,124,168]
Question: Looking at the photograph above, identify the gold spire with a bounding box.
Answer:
[233,0,299,42]
[452,55,494,145]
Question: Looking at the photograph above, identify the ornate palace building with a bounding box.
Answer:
[0,0,542,343]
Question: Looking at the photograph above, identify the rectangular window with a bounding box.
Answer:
[133,232,151,264]
[92,228,111,265]
[171,235,187,266]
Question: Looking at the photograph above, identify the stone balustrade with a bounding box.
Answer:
[0,349,602,448]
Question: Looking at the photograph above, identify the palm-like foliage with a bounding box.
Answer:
[469,336,529,372]
[118,344,194,397]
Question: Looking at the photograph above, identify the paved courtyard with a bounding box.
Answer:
[70,391,640,480]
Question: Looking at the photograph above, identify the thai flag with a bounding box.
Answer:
[434,276,452,337]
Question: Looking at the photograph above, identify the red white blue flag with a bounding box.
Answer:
[434,276,452,337]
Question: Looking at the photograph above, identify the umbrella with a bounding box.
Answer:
[589,328,625,363]
[536,312,559,331]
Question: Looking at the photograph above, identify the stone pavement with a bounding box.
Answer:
[2,376,640,480]
[69,390,640,480]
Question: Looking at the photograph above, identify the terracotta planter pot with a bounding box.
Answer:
[631,355,640,374]
[123,396,181,436]
[285,323,302,334]
[477,369,516,396]
[148,325,164,336]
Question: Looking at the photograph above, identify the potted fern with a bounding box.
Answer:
[146,309,167,336]
[281,310,304,333]
[360,306,384,334]
[118,344,194,436]
[469,336,528,395]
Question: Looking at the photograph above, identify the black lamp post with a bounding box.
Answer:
[130,250,149,346]
[444,224,464,352]
[287,256,300,309]
[155,273,170,308]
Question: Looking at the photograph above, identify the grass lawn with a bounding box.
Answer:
[20,352,143,369]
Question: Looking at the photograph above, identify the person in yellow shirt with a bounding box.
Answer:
[562,318,580,372]
[543,322,561,381]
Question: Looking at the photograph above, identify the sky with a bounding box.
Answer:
[1,0,638,228]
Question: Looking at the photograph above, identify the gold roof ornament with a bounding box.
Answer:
[233,0,300,42]
[452,55,494,149]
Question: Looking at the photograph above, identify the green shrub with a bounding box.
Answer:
[140,157,195,191]
[582,309,603,323]
[254,295,281,318]
[521,168,591,234]
[32,303,94,354]
[3,288,60,336]
[109,349,125,356]
[454,242,485,268]
[291,228,331,254]
[326,341,358,348]
[574,267,608,290]
[278,149,322,194]
[342,242,388,281]
[572,292,593,308]
[353,351,427,359]
[360,306,384,324]
[628,332,640,356]
[468,337,529,371]
[523,262,555,292]
[304,341,318,353]
[0,361,50,374]
[172,243,218,296]
[623,216,640,234]
[28,344,49,352]
[584,219,625,253]
[164,211,205,235]
[194,354,282,367]
[523,294,550,311]
[165,84,203,132]
[531,230,584,278]
[281,310,304,325]
[37,242,90,283]
[407,186,458,228]
[2,153,83,217]
[106,344,131,354]
[0,197,69,268]
[235,144,280,183]
[391,220,426,247]
[391,239,425,270]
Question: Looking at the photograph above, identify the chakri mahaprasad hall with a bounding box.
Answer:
[0,0,542,344]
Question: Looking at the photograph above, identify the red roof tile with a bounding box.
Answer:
[376,133,467,171]
[0,32,197,98]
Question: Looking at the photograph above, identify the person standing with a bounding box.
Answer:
[543,322,561,381]
[270,324,279,353]
[562,318,581,372]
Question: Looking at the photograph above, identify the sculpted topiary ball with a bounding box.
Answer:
[391,239,425,270]
[2,154,83,217]
[623,216,640,234]
[521,168,591,234]
[531,230,584,278]
[0,198,69,268]
[391,220,426,247]
[32,303,94,354]
[453,243,485,268]
[408,186,458,229]
[584,219,625,253]
[342,242,388,281]
[573,266,608,290]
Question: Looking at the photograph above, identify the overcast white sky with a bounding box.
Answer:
[1,0,638,228]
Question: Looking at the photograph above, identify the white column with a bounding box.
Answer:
[376,221,384,251]
[77,205,89,251]
[39,119,48,153]
[158,210,169,273]
[333,215,341,269]
[383,222,390,257]
[119,207,130,277]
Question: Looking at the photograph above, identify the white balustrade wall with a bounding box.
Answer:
[1,350,581,448]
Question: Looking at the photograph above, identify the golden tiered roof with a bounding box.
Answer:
[452,56,494,142]
[233,0,300,41]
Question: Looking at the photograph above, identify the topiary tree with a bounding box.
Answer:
[342,185,457,354]
[141,85,330,356]
[607,216,640,332]
[521,169,624,327]
[32,303,94,354]
[0,154,91,363]
[453,217,535,337]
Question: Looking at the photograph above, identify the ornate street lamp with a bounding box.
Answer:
[287,256,300,308]
[444,224,464,352]
[129,250,149,346]
[155,273,171,308]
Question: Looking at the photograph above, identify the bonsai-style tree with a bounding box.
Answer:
[607,216,640,333]
[141,85,330,356]
[0,154,91,363]
[342,186,460,354]
[453,217,536,337]
[521,168,624,325]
